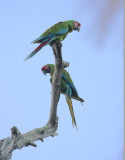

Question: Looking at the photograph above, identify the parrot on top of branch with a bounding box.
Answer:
[24,20,81,61]
[41,64,84,129]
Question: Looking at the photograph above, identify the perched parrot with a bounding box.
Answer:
[41,64,84,129]
[24,20,81,61]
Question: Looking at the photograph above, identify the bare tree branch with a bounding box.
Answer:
[0,40,69,160]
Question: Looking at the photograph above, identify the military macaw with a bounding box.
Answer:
[24,20,81,61]
[41,64,84,129]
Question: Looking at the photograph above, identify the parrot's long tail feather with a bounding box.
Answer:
[65,94,77,129]
[72,96,84,103]
[24,39,51,61]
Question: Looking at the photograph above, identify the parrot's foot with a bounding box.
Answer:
[50,40,62,48]
[57,41,62,48]
[55,39,62,47]
[63,61,70,68]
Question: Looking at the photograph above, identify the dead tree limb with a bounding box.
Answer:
[0,40,69,160]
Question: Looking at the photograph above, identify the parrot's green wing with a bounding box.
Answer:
[62,70,78,95]
[32,22,69,43]
[48,65,84,103]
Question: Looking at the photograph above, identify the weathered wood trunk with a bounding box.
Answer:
[0,41,69,160]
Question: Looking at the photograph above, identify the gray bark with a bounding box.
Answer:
[0,41,69,160]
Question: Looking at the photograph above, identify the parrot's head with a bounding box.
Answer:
[41,65,50,75]
[41,64,55,75]
[73,21,81,32]
[64,20,81,32]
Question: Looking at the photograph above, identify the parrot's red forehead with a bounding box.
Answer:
[41,65,48,71]
[78,23,81,26]
[41,67,44,71]
[74,21,81,26]
[41,66,46,71]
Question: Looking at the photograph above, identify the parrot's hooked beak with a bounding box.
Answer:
[77,25,81,32]
[74,26,81,32]
[42,70,46,75]
[74,22,81,32]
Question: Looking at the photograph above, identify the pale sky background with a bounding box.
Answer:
[0,0,124,160]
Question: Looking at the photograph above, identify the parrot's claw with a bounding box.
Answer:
[58,41,62,48]
[54,39,62,48]
[50,40,62,48]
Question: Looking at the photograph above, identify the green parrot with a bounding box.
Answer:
[41,64,84,129]
[24,20,81,61]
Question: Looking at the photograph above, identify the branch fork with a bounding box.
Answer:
[0,40,69,160]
